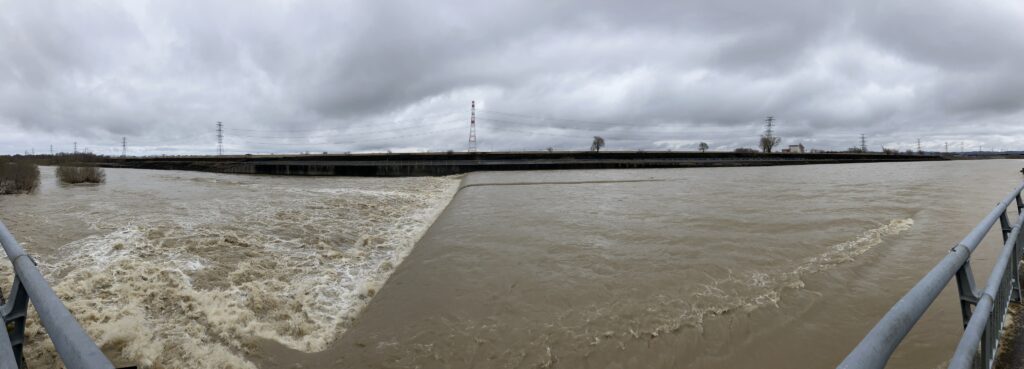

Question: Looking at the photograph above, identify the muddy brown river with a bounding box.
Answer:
[2,160,1023,368]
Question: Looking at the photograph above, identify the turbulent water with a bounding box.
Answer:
[1,161,1023,368]
[0,168,459,368]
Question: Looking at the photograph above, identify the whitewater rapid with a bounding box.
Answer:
[1,169,460,368]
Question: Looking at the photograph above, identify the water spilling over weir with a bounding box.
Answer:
[0,168,459,368]
[1,160,1024,368]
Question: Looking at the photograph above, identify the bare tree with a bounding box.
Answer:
[591,136,605,152]
[698,142,709,153]
[759,135,781,153]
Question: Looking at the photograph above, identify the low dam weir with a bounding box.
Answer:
[99,151,945,177]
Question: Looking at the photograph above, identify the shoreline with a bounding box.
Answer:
[83,151,949,177]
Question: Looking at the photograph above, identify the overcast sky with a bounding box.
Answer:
[3,0,1024,155]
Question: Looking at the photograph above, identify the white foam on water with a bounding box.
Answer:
[633,218,914,339]
[17,175,461,369]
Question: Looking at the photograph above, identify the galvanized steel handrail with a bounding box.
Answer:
[839,180,1024,369]
[0,221,115,369]
[949,214,1023,369]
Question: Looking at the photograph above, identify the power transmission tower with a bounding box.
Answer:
[961,142,964,153]
[468,101,477,152]
[917,139,921,154]
[860,134,867,152]
[945,142,948,153]
[73,142,78,154]
[122,137,127,158]
[217,122,224,156]
[50,144,53,156]
[758,116,778,153]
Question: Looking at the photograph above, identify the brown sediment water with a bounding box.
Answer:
[1,161,1023,368]
[0,167,459,368]
[316,160,1022,369]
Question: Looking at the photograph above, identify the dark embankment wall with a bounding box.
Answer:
[82,151,945,177]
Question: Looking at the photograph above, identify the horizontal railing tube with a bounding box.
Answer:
[0,222,114,369]
[839,182,1024,369]
[948,218,1024,369]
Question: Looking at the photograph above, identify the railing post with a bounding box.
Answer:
[1000,213,1012,243]
[982,308,994,369]
[1014,226,1024,303]
[1,277,28,369]
[956,261,981,327]
[0,221,115,369]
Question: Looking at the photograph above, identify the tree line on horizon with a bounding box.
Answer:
[6,116,950,156]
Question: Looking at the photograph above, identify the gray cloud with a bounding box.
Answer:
[3,0,1024,155]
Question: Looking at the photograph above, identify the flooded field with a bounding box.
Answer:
[1,160,1023,368]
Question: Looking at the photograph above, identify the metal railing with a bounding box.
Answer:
[0,221,115,369]
[839,180,1024,369]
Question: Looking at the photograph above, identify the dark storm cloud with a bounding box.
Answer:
[2,0,1024,155]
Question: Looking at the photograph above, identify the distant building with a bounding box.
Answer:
[781,143,805,153]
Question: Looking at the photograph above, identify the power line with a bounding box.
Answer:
[497,127,590,139]
[478,113,742,139]
[50,121,463,154]
[226,112,460,133]
[489,124,681,144]
[479,109,625,128]
[478,117,706,140]
[226,118,465,139]
[129,133,217,145]
[223,126,464,146]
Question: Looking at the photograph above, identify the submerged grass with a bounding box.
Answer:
[56,165,106,184]
[0,161,41,194]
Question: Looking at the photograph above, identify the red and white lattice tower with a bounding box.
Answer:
[468,101,478,152]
